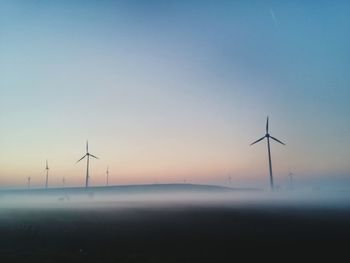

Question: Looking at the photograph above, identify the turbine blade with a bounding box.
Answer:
[270,136,285,145]
[266,116,269,133]
[90,154,99,159]
[76,154,87,163]
[86,141,89,153]
[250,136,266,146]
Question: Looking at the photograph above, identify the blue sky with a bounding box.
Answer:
[0,0,349,188]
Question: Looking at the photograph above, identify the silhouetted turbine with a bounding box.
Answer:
[250,117,285,190]
[106,166,109,186]
[288,172,294,188]
[77,141,99,188]
[27,176,31,189]
[45,160,49,189]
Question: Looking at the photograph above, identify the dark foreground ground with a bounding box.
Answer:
[0,199,350,262]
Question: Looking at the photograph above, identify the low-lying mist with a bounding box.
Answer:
[1,184,350,211]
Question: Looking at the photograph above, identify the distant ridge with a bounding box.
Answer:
[0,183,260,195]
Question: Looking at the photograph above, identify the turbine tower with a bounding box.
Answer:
[27,177,31,189]
[288,172,293,189]
[77,141,99,188]
[250,117,285,190]
[228,175,232,185]
[45,160,49,189]
[106,166,109,186]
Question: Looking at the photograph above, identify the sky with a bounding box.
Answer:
[0,0,349,189]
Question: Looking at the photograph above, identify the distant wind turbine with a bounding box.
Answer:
[106,166,109,186]
[288,172,293,188]
[27,177,31,189]
[250,117,285,190]
[77,141,99,188]
[45,160,49,189]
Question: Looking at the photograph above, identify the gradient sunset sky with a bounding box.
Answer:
[0,0,349,188]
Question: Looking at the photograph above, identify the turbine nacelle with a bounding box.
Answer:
[250,117,285,146]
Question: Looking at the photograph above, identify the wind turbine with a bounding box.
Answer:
[288,172,293,189]
[45,160,49,189]
[250,117,285,190]
[106,166,109,186]
[27,177,31,189]
[77,141,99,188]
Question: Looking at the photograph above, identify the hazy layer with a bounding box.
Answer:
[1,185,350,211]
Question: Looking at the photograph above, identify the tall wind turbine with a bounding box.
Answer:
[77,141,99,188]
[45,160,49,189]
[106,166,109,186]
[250,117,285,190]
